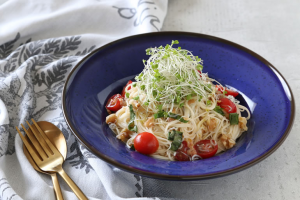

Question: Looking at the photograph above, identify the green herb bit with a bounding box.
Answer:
[133,83,137,87]
[153,90,158,97]
[196,64,203,71]
[125,93,130,98]
[223,90,228,95]
[186,94,192,100]
[229,113,239,125]
[205,84,212,92]
[168,130,176,140]
[154,110,165,119]
[171,40,179,45]
[144,101,149,106]
[128,105,138,132]
[186,55,193,61]
[133,96,139,100]
[206,100,212,106]
[130,144,135,150]
[158,87,164,92]
[157,104,163,111]
[179,103,184,108]
[168,130,183,151]
[151,63,158,69]
[198,96,203,102]
[213,106,225,116]
[168,130,182,140]
[130,125,138,132]
[175,96,181,104]
[141,85,145,90]
[168,112,189,123]
[136,73,143,81]
[176,86,182,91]
[175,73,181,80]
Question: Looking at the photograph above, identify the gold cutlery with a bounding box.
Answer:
[16,119,88,200]
[23,121,67,200]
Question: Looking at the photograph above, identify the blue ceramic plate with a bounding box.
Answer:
[62,32,295,180]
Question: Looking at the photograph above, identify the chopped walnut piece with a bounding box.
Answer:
[186,138,197,157]
[117,128,132,142]
[207,118,217,132]
[239,117,248,131]
[188,99,196,105]
[119,98,126,107]
[220,134,235,149]
[128,99,141,109]
[166,117,175,122]
[144,117,154,128]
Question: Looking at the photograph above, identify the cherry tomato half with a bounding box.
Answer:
[134,132,159,155]
[106,94,123,112]
[174,141,190,161]
[218,98,237,113]
[216,85,239,97]
[194,140,218,159]
[121,80,133,97]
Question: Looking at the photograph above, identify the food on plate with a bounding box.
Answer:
[105,40,250,161]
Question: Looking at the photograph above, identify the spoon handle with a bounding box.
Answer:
[56,166,88,200]
[51,173,64,200]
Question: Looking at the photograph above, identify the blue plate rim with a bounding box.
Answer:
[62,31,295,180]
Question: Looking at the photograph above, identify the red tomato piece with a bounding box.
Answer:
[197,70,202,78]
[121,80,133,97]
[215,85,224,93]
[174,141,190,161]
[215,85,239,97]
[218,98,237,113]
[194,140,218,159]
[225,89,239,97]
[106,94,123,112]
[134,132,159,155]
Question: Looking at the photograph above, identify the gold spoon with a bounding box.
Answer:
[23,121,67,200]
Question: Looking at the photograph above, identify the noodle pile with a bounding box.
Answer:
[105,41,250,161]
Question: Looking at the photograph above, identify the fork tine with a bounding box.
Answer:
[26,120,53,157]
[21,123,48,160]
[31,119,60,155]
[16,126,42,162]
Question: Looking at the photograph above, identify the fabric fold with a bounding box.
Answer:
[0,0,168,199]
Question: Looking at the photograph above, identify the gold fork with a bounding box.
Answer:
[16,119,88,200]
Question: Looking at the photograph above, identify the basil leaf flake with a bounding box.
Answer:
[214,106,225,116]
[169,131,183,151]
[168,112,189,123]
[128,105,138,132]
[229,113,239,125]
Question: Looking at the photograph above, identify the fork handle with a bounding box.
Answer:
[56,166,88,200]
[51,173,64,200]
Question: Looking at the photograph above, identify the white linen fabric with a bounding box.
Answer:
[0,0,168,199]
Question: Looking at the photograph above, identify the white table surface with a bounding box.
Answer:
[143,1,300,200]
